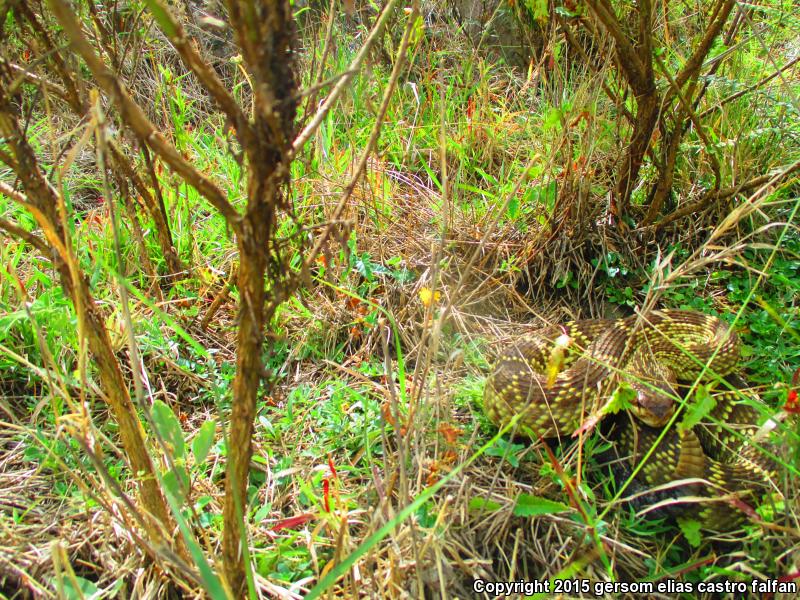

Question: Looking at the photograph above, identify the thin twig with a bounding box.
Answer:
[0,217,51,254]
[143,0,252,148]
[47,0,242,230]
[667,0,735,100]
[586,0,647,92]
[652,159,800,230]
[558,17,634,124]
[698,55,800,120]
[655,54,720,192]
[301,0,338,114]
[302,3,415,272]
[292,0,402,155]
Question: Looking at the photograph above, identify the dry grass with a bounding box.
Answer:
[1,2,799,598]
[2,170,799,597]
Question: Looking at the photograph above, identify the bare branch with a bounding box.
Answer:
[585,0,648,93]
[302,0,338,118]
[0,217,50,254]
[108,140,184,275]
[637,0,653,83]
[655,54,720,192]
[668,0,735,99]
[643,113,684,225]
[698,55,800,119]
[0,179,29,206]
[4,61,69,100]
[292,0,403,154]
[13,1,87,112]
[0,164,67,264]
[558,17,634,125]
[652,160,800,230]
[46,0,242,230]
[303,4,417,271]
[0,97,181,552]
[143,0,252,148]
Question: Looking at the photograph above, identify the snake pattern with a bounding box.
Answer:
[483,309,776,529]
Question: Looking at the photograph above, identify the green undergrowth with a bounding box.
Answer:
[1,3,799,596]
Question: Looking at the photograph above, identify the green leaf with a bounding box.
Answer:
[356,253,374,282]
[391,268,415,283]
[253,502,273,523]
[162,466,190,504]
[161,475,228,598]
[468,497,503,513]
[416,501,436,528]
[486,438,525,467]
[678,517,702,547]
[152,400,185,459]
[554,5,577,17]
[579,481,596,504]
[507,195,520,220]
[678,385,717,432]
[407,12,425,57]
[607,384,636,415]
[513,494,569,517]
[59,576,99,600]
[192,420,216,466]
[525,0,549,23]
[543,107,562,132]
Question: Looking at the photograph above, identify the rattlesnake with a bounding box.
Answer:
[483,310,775,529]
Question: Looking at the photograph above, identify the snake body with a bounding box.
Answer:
[483,309,774,529]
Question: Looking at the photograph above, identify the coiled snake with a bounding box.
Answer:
[483,309,776,529]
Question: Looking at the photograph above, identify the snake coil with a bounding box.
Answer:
[483,309,776,529]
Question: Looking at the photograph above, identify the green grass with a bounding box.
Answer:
[1,1,799,597]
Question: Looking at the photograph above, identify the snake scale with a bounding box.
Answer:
[483,309,776,530]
